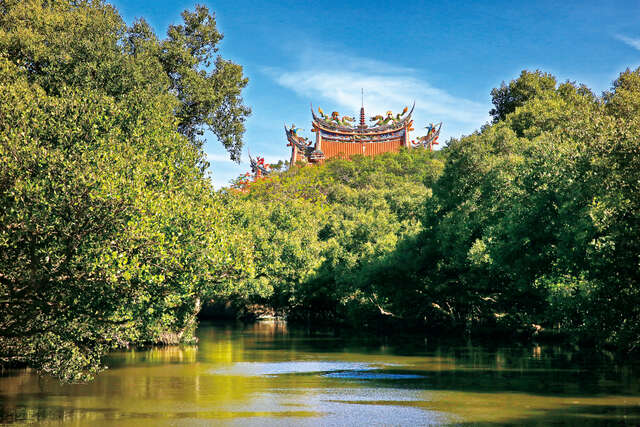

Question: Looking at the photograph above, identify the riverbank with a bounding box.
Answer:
[2,321,639,425]
[197,301,635,362]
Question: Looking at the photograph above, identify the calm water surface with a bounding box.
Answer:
[1,321,639,425]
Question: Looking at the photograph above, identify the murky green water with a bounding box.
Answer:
[1,321,639,425]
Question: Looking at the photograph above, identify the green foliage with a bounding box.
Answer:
[228,150,444,324]
[235,68,640,355]
[159,5,250,160]
[604,66,640,120]
[404,68,640,349]
[0,0,249,161]
[4,0,640,384]
[490,70,557,122]
[0,0,251,381]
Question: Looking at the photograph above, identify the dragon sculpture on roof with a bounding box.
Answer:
[412,122,442,150]
[311,103,415,133]
[285,124,315,157]
[316,108,355,127]
[370,106,410,127]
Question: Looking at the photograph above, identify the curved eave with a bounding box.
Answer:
[284,125,295,142]
[248,152,271,175]
[311,102,415,135]
[248,155,258,171]
[413,122,443,147]
[312,120,409,136]
[284,126,301,145]
[285,125,314,154]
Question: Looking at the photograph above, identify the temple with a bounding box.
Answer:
[242,103,442,182]
[285,103,441,165]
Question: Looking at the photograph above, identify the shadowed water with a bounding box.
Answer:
[1,321,639,425]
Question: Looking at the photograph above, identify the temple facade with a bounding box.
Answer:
[285,104,441,166]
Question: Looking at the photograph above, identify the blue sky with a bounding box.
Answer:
[110,0,640,188]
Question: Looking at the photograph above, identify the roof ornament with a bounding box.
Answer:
[248,149,271,177]
[312,102,414,132]
[285,123,314,154]
[370,106,411,126]
[413,122,442,150]
[360,88,366,128]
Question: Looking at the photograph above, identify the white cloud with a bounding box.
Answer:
[266,49,489,139]
[205,152,236,164]
[277,71,488,125]
[616,34,640,51]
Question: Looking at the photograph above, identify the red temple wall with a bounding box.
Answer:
[321,139,403,160]
[292,150,306,164]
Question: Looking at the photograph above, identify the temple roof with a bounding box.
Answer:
[248,152,271,176]
[311,103,414,135]
[285,125,315,155]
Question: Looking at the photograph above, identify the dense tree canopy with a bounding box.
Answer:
[0,0,251,381]
[232,67,640,354]
[489,70,557,122]
[227,150,444,324]
[2,0,640,383]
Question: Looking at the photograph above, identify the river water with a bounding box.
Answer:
[1,321,639,425]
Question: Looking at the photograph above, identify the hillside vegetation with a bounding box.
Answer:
[229,69,640,354]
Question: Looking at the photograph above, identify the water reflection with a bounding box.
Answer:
[1,321,639,425]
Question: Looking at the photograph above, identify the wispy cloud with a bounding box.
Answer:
[266,48,489,139]
[616,34,640,51]
[205,152,236,164]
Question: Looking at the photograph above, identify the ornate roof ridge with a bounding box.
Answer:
[311,102,414,134]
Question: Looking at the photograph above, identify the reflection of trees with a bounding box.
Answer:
[116,346,199,365]
[1,323,639,424]
[421,394,640,426]
[248,320,289,336]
